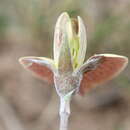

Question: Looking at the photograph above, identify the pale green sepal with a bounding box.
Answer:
[77,16,87,67]
[58,32,73,74]
[53,12,70,65]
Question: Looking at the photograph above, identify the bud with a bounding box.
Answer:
[53,12,87,72]
[19,12,128,97]
[19,13,128,130]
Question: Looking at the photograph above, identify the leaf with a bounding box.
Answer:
[19,57,55,84]
[77,55,104,73]
[77,16,87,67]
[58,32,73,74]
[79,54,128,95]
[53,12,70,64]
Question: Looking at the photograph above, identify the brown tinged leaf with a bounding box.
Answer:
[79,54,128,95]
[19,57,55,84]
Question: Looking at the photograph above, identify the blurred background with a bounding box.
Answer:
[0,0,130,130]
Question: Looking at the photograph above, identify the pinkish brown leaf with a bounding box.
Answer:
[19,57,55,84]
[79,54,128,95]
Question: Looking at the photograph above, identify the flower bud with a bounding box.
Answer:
[53,12,87,72]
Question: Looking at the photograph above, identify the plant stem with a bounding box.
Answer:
[59,97,71,130]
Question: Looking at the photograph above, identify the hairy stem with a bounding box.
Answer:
[59,97,71,130]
